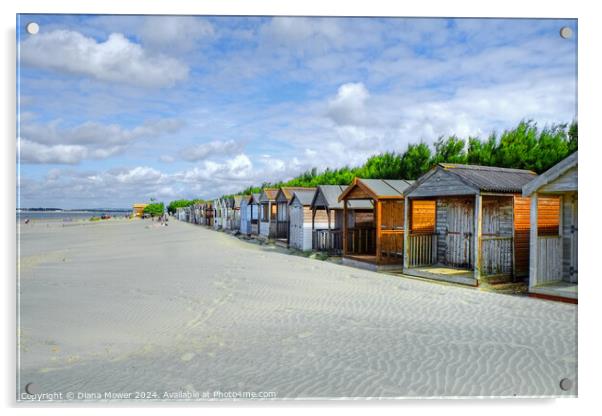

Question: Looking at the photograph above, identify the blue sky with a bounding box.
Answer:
[17,15,577,208]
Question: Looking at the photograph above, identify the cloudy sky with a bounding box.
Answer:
[17,15,577,208]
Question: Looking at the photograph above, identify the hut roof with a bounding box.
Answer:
[276,186,314,202]
[247,193,261,204]
[440,164,536,192]
[232,195,243,208]
[404,163,537,197]
[259,188,278,203]
[522,152,578,196]
[338,178,414,201]
[311,185,373,209]
[288,188,317,206]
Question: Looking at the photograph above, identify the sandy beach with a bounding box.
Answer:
[17,218,577,400]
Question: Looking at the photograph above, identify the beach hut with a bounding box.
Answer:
[221,198,230,230]
[132,203,148,218]
[402,163,555,286]
[523,152,578,301]
[204,202,214,227]
[338,179,414,270]
[274,187,314,246]
[310,185,373,254]
[222,197,234,231]
[213,198,223,230]
[258,188,278,239]
[239,195,253,235]
[288,189,319,251]
[229,195,243,231]
[248,193,261,235]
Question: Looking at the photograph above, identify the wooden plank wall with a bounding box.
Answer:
[436,199,448,264]
[481,196,513,275]
[513,196,530,276]
[408,168,477,198]
[562,193,577,283]
[537,236,562,283]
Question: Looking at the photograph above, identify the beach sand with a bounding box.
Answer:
[17,218,577,400]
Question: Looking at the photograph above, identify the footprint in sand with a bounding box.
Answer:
[297,332,312,339]
[181,352,195,362]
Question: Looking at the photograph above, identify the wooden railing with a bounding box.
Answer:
[313,229,342,253]
[536,236,562,283]
[276,221,289,239]
[346,227,376,255]
[379,230,404,263]
[408,233,437,267]
[480,236,513,275]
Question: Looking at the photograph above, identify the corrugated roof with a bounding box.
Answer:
[289,188,317,206]
[358,179,414,197]
[278,186,313,201]
[312,185,373,209]
[259,188,278,202]
[441,164,537,193]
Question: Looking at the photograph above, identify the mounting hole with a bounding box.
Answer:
[559,26,572,39]
[24,382,38,395]
[559,378,573,391]
[26,22,39,35]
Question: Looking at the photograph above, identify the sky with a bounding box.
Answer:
[16,15,577,209]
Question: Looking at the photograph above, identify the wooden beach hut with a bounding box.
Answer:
[338,178,414,271]
[287,189,318,251]
[132,203,148,218]
[274,187,314,246]
[310,185,373,254]
[248,193,261,235]
[213,198,223,230]
[204,202,214,227]
[239,195,252,235]
[258,189,278,239]
[523,152,578,302]
[222,197,233,231]
[402,163,555,286]
[229,195,243,231]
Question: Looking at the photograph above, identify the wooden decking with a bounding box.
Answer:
[530,281,578,302]
[342,255,403,272]
[403,265,477,286]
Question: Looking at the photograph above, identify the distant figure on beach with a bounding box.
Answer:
[24,218,30,224]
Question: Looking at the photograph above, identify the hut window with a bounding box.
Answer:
[412,200,436,233]
[271,203,277,220]
[537,195,561,236]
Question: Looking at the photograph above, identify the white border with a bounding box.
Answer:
[3,1,600,415]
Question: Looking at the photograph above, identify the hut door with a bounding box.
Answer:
[445,199,474,268]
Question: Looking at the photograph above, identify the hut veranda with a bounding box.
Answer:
[523,152,578,301]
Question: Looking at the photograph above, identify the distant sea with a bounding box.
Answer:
[16,210,132,221]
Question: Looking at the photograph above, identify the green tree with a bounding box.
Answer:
[400,143,433,179]
[144,202,165,217]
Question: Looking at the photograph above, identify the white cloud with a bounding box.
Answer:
[137,16,215,53]
[20,30,189,87]
[179,140,242,162]
[19,118,182,164]
[327,82,370,126]
[18,139,88,165]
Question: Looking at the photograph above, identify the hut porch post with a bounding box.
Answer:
[529,193,539,288]
[403,197,410,270]
[375,200,382,264]
[343,200,348,255]
[474,194,483,282]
